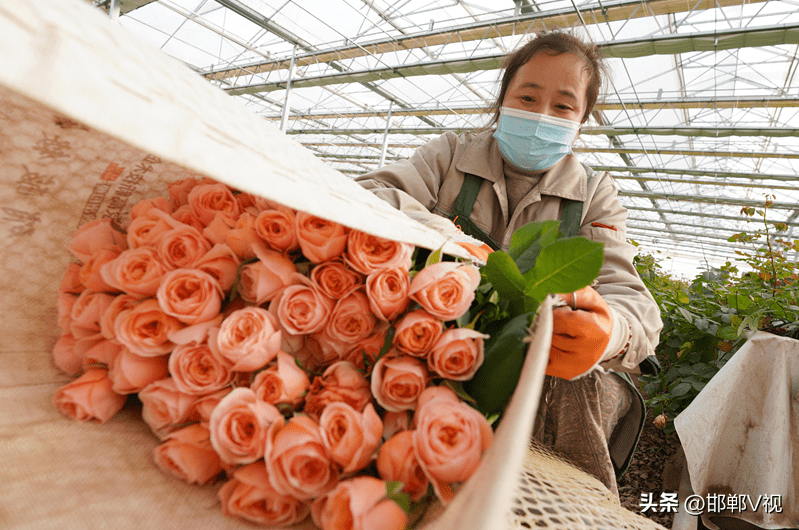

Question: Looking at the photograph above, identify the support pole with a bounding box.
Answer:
[279,45,298,132]
[109,0,120,20]
[378,101,393,168]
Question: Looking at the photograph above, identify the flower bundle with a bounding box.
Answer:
[53,176,493,529]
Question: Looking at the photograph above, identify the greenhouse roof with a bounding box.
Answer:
[98,0,799,278]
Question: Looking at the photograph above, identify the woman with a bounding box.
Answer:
[355,30,662,497]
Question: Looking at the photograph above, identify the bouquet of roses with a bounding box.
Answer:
[52,176,496,530]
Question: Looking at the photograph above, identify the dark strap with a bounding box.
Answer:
[557,163,593,238]
[449,173,501,250]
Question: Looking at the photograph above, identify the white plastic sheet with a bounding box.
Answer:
[675,331,799,530]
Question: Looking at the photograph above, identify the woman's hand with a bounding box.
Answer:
[546,286,613,380]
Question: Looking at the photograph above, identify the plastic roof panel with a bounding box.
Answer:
[108,0,799,278]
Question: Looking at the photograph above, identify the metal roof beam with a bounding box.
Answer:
[222,23,799,95]
[619,190,797,209]
[594,166,799,182]
[202,0,770,82]
[286,125,799,137]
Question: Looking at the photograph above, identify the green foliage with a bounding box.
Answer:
[637,196,799,435]
[465,220,604,416]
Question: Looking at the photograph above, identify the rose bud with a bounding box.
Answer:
[365,267,410,322]
[211,306,282,372]
[412,386,492,503]
[311,476,407,530]
[427,328,488,381]
[319,402,383,473]
[377,430,430,502]
[209,387,283,466]
[265,415,339,501]
[392,309,443,358]
[345,230,413,275]
[370,354,429,412]
[310,258,364,299]
[153,424,222,485]
[251,351,310,408]
[53,367,126,423]
[219,463,310,526]
[409,262,480,321]
[304,361,372,421]
[255,207,300,254]
[295,212,348,263]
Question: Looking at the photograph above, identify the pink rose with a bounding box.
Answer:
[109,346,170,394]
[345,230,413,275]
[271,274,334,335]
[168,176,214,209]
[202,211,235,245]
[139,378,198,439]
[209,387,283,465]
[370,354,429,412]
[219,463,310,526]
[294,331,346,373]
[99,293,138,340]
[153,424,222,485]
[131,196,172,219]
[58,262,84,295]
[126,209,184,249]
[311,476,407,530]
[53,367,126,423]
[225,211,260,260]
[192,243,240,293]
[265,415,339,500]
[295,212,348,263]
[341,324,389,372]
[189,387,232,428]
[255,207,300,254]
[70,290,115,339]
[409,262,480,321]
[100,246,167,298]
[377,430,429,502]
[168,341,234,395]
[310,259,364,299]
[427,328,488,381]
[167,314,222,346]
[325,289,376,344]
[319,402,383,473]
[154,224,212,270]
[412,386,493,502]
[78,245,123,292]
[52,333,82,375]
[170,205,205,232]
[188,182,241,226]
[381,410,410,441]
[365,267,410,322]
[114,298,183,357]
[80,339,124,369]
[211,306,282,371]
[156,269,223,325]
[304,361,372,421]
[251,351,310,408]
[392,309,443,358]
[237,243,297,305]
[68,218,127,263]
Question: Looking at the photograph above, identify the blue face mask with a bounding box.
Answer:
[493,107,581,171]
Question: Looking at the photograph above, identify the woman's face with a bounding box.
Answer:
[502,51,589,124]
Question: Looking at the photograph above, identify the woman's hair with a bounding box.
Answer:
[485,30,608,127]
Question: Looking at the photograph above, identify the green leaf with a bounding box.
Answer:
[425,245,443,268]
[385,482,411,514]
[508,220,560,274]
[717,325,740,341]
[678,307,694,324]
[441,380,477,404]
[522,237,604,302]
[671,382,692,397]
[727,293,752,311]
[483,251,526,301]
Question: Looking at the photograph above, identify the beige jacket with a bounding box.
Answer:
[355,130,662,372]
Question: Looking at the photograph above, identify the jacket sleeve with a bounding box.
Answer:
[353,133,463,237]
[579,172,663,372]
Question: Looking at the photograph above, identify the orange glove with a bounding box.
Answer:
[546,286,613,380]
[455,241,494,262]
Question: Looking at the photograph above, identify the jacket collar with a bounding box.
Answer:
[455,129,587,201]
